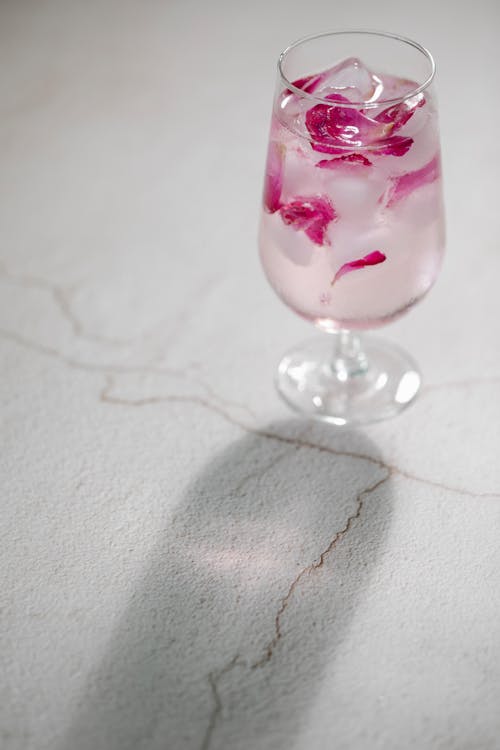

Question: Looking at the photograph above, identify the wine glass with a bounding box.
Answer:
[258,30,445,425]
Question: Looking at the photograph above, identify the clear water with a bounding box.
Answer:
[259,58,445,331]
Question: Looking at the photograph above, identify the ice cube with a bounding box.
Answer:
[282,58,383,137]
[312,57,383,103]
[322,171,387,220]
[377,74,420,101]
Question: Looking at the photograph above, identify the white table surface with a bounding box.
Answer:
[1,1,499,748]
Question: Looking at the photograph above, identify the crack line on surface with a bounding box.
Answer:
[251,472,390,669]
[0,262,130,347]
[201,655,244,750]
[52,286,130,347]
[199,471,390,748]
[100,379,500,500]
[389,467,500,500]
[0,261,229,357]
[2,327,499,499]
[422,376,500,394]
[3,314,500,743]
[4,260,500,417]
[198,451,499,746]
[99,375,258,424]
[0,327,257,420]
[0,328,187,376]
[225,450,293,500]
[100,376,388,469]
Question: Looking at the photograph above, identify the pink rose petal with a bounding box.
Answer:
[375,95,425,130]
[280,195,336,246]
[288,72,327,94]
[316,153,373,169]
[331,250,386,285]
[311,141,353,155]
[374,135,414,157]
[386,154,441,207]
[306,95,393,152]
[263,141,285,213]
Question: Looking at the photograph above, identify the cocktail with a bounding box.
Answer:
[259,31,445,424]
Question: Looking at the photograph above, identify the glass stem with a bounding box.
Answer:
[331,329,369,381]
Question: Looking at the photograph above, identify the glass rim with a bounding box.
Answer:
[278,29,436,109]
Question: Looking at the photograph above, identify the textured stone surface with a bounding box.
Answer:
[1,1,499,749]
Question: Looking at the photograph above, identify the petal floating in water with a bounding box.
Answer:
[375,94,425,130]
[263,141,285,213]
[386,154,441,206]
[280,195,337,246]
[306,97,393,151]
[316,153,373,169]
[375,135,414,157]
[288,71,328,94]
[332,250,386,285]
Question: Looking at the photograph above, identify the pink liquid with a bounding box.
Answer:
[259,59,445,331]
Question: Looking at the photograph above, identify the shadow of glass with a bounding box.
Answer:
[60,419,393,750]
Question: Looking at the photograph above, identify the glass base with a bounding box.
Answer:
[276,333,421,426]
